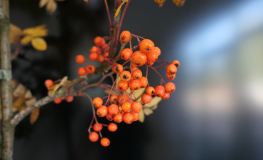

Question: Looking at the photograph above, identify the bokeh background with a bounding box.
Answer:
[9,0,263,160]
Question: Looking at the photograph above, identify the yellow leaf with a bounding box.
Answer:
[144,97,162,108]
[46,0,57,14]
[30,108,40,124]
[23,25,48,37]
[114,1,126,17]
[31,38,47,51]
[39,0,50,8]
[10,24,23,44]
[21,36,33,45]
[143,108,153,116]
[138,109,145,123]
[60,76,68,87]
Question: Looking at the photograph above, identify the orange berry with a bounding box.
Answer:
[139,39,154,54]
[106,114,114,121]
[141,94,152,104]
[131,111,139,121]
[94,36,105,46]
[162,92,170,100]
[120,30,131,43]
[117,80,129,91]
[120,71,132,82]
[114,113,123,123]
[146,86,155,96]
[132,51,147,66]
[132,69,142,79]
[154,47,161,56]
[131,101,142,113]
[139,76,148,88]
[117,94,129,105]
[76,55,85,64]
[111,63,123,73]
[166,64,177,75]
[97,105,108,117]
[108,104,119,115]
[121,48,133,60]
[78,67,87,76]
[93,123,103,132]
[89,52,99,61]
[45,79,53,88]
[66,96,74,102]
[110,95,118,104]
[102,44,109,52]
[171,60,180,68]
[154,85,165,97]
[103,52,109,57]
[100,137,110,147]
[129,79,141,90]
[92,97,103,108]
[108,123,118,132]
[97,54,105,63]
[146,52,158,63]
[123,112,134,124]
[54,98,62,104]
[90,46,101,54]
[166,73,176,80]
[85,64,96,74]
[121,102,131,112]
[89,132,99,142]
[145,61,154,66]
[164,82,176,93]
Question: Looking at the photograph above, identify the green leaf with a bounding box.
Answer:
[138,109,145,123]
[143,108,153,116]
[144,97,162,108]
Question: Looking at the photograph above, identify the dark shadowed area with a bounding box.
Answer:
[9,0,263,160]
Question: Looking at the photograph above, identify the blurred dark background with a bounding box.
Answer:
[9,0,263,160]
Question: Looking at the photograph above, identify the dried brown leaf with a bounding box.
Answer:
[39,0,50,8]
[25,90,33,99]
[30,108,40,124]
[25,97,36,107]
[46,0,57,14]
[13,84,26,97]
[13,95,26,111]
[143,108,153,116]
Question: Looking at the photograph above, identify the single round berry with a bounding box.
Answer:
[66,96,74,102]
[45,79,53,88]
[132,51,147,66]
[97,105,108,117]
[131,111,139,121]
[54,98,62,104]
[114,113,123,123]
[90,46,101,54]
[129,79,141,90]
[166,64,177,75]
[108,123,118,132]
[171,60,180,68]
[131,101,142,113]
[145,61,154,66]
[132,69,142,79]
[89,132,99,142]
[93,97,103,108]
[139,39,155,54]
[121,102,132,112]
[165,82,176,93]
[94,36,105,46]
[89,52,99,61]
[141,94,152,104]
[120,30,131,43]
[111,64,123,73]
[146,86,155,96]
[123,112,134,124]
[162,92,170,100]
[110,95,118,104]
[154,47,161,56]
[100,137,110,147]
[139,76,148,88]
[117,80,129,91]
[78,67,87,76]
[117,94,129,105]
[108,104,119,115]
[103,52,109,57]
[86,65,96,74]
[76,55,85,64]
[146,52,158,63]
[121,48,133,60]
[166,73,176,80]
[154,85,165,97]
[97,54,105,63]
[93,123,103,132]
[120,71,132,82]
[106,114,114,121]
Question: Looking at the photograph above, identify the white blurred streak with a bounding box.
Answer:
[245,79,263,109]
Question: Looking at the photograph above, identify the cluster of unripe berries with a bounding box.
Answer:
[76,36,109,76]
[44,79,74,104]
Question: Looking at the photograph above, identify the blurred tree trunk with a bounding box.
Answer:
[0,0,14,160]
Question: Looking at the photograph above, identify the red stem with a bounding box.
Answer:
[104,0,113,29]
